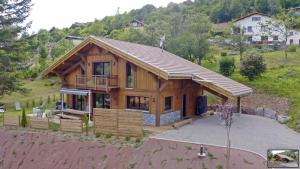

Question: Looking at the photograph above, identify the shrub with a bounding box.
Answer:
[219,57,235,77]
[106,133,112,138]
[82,113,89,136]
[125,135,130,141]
[21,108,27,127]
[32,99,35,107]
[136,138,141,143]
[220,52,227,57]
[95,132,101,138]
[240,54,266,81]
[26,101,29,108]
[288,45,297,52]
[47,95,51,104]
[216,164,223,169]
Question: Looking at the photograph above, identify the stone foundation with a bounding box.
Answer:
[143,111,181,126]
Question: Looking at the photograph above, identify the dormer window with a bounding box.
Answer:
[252,16,261,21]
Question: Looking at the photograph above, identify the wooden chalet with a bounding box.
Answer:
[42,36,252,126]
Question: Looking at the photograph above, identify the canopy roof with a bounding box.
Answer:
[43,36,252,98]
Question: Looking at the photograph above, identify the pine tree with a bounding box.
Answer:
[0,0,32,97]
[21,108,27,127]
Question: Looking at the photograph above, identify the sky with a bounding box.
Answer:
[27,0,186,33]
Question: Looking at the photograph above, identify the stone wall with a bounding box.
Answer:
[143,111,181,126]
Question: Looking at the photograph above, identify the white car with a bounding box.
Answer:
[0,106,5,113]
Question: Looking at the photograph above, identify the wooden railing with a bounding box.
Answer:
[75,75,118,91]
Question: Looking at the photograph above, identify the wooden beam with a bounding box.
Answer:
[159,80,172,92]
[62,62,80,76]
[237,97,241,113]
[202,86,228,101]
[155,77,160,126]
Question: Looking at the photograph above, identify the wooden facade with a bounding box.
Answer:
[55,44,205,126]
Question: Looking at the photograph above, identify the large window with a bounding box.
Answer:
[72,95,86,111]
[93,62,110,76]
[126,96,149,111]
[126,62,134,88]
[93,93,110,109]
[164,96,172,111]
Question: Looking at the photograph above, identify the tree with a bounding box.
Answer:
[230,25,247,60]
[240,53,266,81]
[219,57,235,77]
[21,108,27,127]
[82,113,89,136]
[265,9,296,60]
[0,0,32,97]
[216,104,234,169]
[189,13,212,65]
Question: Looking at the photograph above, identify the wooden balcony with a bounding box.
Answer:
[75,75,118,92]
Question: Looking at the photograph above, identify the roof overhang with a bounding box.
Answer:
[42,36,169,80]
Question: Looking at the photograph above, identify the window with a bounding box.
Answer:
[126,96,149,111]
[290,39,294,44]
[261,25,267,32]
[261,36,268,41]
[290,31,294,36]
[72,95,86,111]
[93,93,110,109]
[93,62,110,76]
[247,26,253,32]
[248,36,253,42]
[273,36,278,41]
[126,62,134,88]
[164,96,172,111]
[252,16,261,21]
[80,67,85,75]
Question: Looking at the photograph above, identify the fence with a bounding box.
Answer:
[29,117,49,129]
[94,108,143,137]
[3,115,20,127]
[60,119,83,133]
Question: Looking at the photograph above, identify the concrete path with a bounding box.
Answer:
[153,114,300,159]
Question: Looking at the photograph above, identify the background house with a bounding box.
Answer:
[234,12,300,45]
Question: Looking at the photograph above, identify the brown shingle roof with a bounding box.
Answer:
[43,36,252,97]
[94,37,252,97]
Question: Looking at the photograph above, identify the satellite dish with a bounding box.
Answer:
[160,34,166,52]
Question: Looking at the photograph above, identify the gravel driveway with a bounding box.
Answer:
[153,114,300,159]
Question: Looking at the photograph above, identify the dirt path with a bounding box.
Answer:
[0,129,266,169]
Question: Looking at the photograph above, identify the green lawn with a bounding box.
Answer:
[0,78,60,116]
[203,47,300,132]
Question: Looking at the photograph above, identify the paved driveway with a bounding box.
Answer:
[153,114,300,158]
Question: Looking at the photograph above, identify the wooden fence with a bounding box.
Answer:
[29,117,49,129]
[3,115,20,127]
[60,119,83,133]
[94,108,143,137]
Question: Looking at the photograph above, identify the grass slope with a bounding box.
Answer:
[0,78,60,116]
[203,47,300,131]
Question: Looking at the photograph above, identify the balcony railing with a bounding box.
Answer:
[76,75,118,91]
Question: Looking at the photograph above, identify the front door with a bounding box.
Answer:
[93,93,110,109]
[182,94,187,118]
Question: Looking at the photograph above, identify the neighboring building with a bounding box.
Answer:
[233,12,300,45]
[42,36,252,126]
[126,19,144,30]
[286,30,300,45]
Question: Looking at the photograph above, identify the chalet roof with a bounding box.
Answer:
[234,12,271,22]
[274,154,295,161]
[132,19,144,26]
[42,36,252,98]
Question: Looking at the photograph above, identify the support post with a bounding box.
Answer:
[61,93,64,116]
[237,97,241,114]
[88,90,91,122]
[155,77,160,126]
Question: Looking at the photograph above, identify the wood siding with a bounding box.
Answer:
[62,44,204,124]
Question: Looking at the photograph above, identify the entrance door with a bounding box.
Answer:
[93,93,110,109]
[182,94,187,118]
